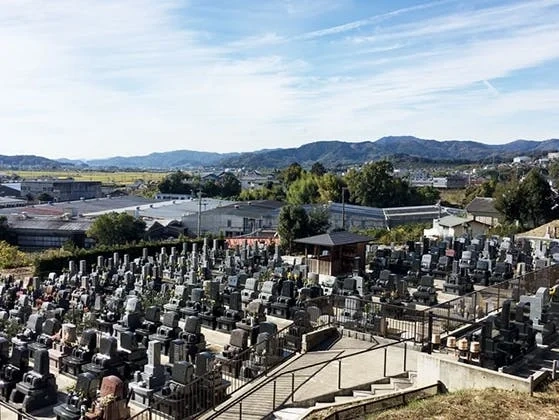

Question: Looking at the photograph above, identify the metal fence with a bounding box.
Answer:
[129,263,559,420]
[307,294,429,344]
[303,263,559,348]
[205,338,414,420]
[131,322,297,420]
[0,400,36,420]
[424,263,559,340]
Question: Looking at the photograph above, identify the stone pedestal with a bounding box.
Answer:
[129,341,167,406]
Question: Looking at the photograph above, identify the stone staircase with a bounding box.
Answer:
[199,351,344,420]
[271,372,418,420]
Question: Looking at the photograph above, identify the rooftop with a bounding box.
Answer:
[466,197,500,216]
[0,195,157,216]
[437,215,475,227]
[294,231,372,247]
[6,214,93,231]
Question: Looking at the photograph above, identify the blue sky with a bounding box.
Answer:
[1,0,559,159]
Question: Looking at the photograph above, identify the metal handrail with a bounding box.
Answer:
[425,263,559,313]
[0,399,37,420]
[205,336,413,419]
[141,318,333,419]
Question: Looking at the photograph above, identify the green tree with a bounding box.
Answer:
[548,160,559,186]
[158,171,194,194]
[286,173,320,205]
[238,181,285,201]
[0,216,8,241]
[277,205,309,253]
[463,179,496,206]
[519,168,557,228]
[494,169,557,229]
[317,173,346,203]
[494,181,522,227]
[346,160,409,207]
[217,172,242,198]
[307,207,330,236]
[37,192,54,202]
[412,186,441,205]
[310,162,327,177]
[279,163,304,187]
[0,240,30,269]
[87,212,146,246]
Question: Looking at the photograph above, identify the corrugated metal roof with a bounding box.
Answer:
[7,215,93,231]
[204,200,283,219]
[0,196,157,216]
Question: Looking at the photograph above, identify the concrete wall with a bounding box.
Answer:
[302,326,338,352]
[416,353,532,392]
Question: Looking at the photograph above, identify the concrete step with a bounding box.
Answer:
[334,395,359,404]
[369,382,395,391]
[352,390,375,397]
[313,402,337,408]
[272,407,312,419]
[391,378,413,390]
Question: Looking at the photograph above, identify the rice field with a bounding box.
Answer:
[9,170,169,184]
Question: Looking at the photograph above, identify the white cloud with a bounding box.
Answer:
[1,0,559,159]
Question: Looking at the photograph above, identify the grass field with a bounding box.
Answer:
[371,385,559,420]
[9,170,169,184]
[439,188,467,206]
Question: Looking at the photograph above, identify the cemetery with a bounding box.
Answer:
[0,232,558,419]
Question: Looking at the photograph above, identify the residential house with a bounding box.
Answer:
[424,215,490,238]
[465,197,501,227]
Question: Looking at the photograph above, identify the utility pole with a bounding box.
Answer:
[197,189,202,238]
[341,187,348,230]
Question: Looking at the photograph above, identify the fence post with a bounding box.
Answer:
[472,292,477,321]
[292,373,295,402]
[338,360,342,389]
[239,401,243,420]
[553,360,558,380]
[403,342,407,372]
[427,313,433,354]
[273,380,277,409]
[497,285,501,310]
[383,348,387,377]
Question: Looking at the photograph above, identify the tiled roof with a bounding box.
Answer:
[466,197,500,216]
[294,231,372,246]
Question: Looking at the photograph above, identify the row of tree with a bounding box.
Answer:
[240,160,440,208]
[463,167,558,230]
[158,170,241,198]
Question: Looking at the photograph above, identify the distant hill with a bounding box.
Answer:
[0,155,74,169]
[218,136,559,168]
[84,150,240,169]
[3,136,559,170]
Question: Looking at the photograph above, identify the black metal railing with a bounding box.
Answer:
[0,399,37,420]
[205,338,414,420]
[136,321,297,419]
[423,263,559,342]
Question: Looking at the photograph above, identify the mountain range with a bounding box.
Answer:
[2,136,559,170]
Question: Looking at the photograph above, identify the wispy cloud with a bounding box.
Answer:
[1,0,559,158]
[483,80,500,96]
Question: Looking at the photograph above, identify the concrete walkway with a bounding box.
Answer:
[291,334,418,404]
[202,333,420,419]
